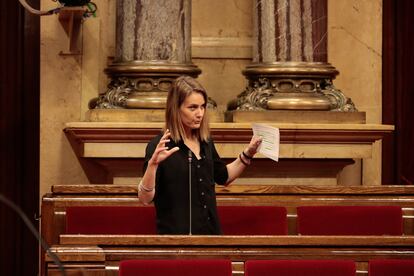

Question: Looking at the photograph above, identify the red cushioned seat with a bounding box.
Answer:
[297,206,403,235]
[119,259,232,276]
[218,206,287,235]
[245,260,356,276]
[369,259,414,276]
[66,206,156,234]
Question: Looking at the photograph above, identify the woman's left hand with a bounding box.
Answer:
[245,135,262,157]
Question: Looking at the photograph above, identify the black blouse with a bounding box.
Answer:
[143,133,229,235]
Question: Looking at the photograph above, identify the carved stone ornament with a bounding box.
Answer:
[89,62,202,109]
[93,76,176,109]
[321,79,358,112]
[228,78,274,111]
[91,75,217,110]
[93,77,131,109]
[228,62,357,112]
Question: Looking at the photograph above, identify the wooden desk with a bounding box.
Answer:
[46,235,414,276]
[64,122,393,185]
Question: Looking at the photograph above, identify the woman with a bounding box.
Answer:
[139,76,262,234]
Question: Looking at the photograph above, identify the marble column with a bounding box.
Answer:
[92,0,201,109]
[228,0,356,111]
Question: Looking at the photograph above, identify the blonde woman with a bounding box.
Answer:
[139,76,262,234]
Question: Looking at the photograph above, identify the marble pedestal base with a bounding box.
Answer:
[86,109,225,123]
[226,110,366,123]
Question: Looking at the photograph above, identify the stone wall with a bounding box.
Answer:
[39,0,383,197]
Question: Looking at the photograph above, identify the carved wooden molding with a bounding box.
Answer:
[59,235,414,246]
[51,184,414,195]
[64,127,391,144]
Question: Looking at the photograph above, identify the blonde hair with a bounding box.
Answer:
[165,76,210,142]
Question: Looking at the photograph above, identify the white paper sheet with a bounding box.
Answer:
[252,123,280,162]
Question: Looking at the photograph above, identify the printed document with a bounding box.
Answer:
[252,123,280,161]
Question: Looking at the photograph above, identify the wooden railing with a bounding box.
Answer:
[46,235,414,276]
[42,184,414,276]
[42,184,414,245]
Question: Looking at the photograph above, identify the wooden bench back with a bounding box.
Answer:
[41,184,414,246]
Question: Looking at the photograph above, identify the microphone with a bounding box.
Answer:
[0,193,67,276]
[188,150,192,235]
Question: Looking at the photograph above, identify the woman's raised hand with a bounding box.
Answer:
[148,129,179,166]
[245,135,262,157]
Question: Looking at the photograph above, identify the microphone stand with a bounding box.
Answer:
[188,150,192,235]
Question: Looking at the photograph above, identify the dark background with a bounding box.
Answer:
[382,0,414,185]
[0,0,413,274]
[0,0,40,275]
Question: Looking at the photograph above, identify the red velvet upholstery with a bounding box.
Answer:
[66,206,156,234]
[218,206,287,235]
[297,206,403,235]
[245,260,356,276]
[119,259,232,276]
[369,259,414,276]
